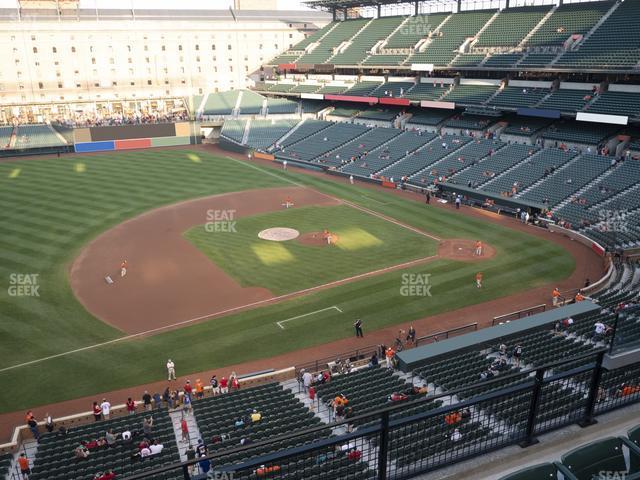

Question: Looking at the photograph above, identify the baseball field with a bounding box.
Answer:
[0,147,580,416]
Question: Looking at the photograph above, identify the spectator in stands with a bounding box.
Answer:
[196,439,208,457]
[142,417,153,439]
[92,401,102,421]
[100,398,111,420]
[256,465,280,477]
[95,470,116,480]
[194,379,204,400]
[368,352,379,368]
[105,429,117,447]
[152,392,161,409]
[75,445,90,459]
[126,397,136,415]
[149,440,164,455]
[230,372,240,391]
[250,409,262,423]
[552,287,561,307]
[210,375,220,396]
[301,368,313,392]
[44,412,54,433]
[234,417,245,428]
[308,385,316,411]
[388,392,408,403]
[83,438,107,450]
[26,411,39,441]
[444,411,462,425]
[121,430,133,444]
[162,388,171,409]
[512,345,523,368]
[450,428,462,443]
[406,325,416,345]
[183,391,193,415]
[185,444,196,466]
[348,447,362,461]
[219,376,229,394]
[593,321,612,341]
[385,347,396,369]
[18,453,31,479]
[181,417,189,443]
[183,380,193,399]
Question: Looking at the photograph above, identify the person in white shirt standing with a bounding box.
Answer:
[100,398,111,420]
[167,359,176,381]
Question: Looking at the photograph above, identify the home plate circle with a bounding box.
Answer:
[258,227,300,241]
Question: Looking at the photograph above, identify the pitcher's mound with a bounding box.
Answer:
[258,227,300,242]
[438,239,496,262]
[298,231,338,247]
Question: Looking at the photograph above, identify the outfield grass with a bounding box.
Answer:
[0,151,575,413]
[185,205,437,294]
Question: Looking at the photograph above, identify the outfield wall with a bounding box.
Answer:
[73,122,196,153]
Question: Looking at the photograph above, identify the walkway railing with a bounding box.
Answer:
[492,304,546,326]
[119,347,640,480]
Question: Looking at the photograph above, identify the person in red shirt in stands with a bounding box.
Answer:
[219,376,229,394]
[126,398,136,416]
[92,402,102,422]
[183,380,193,399]
[347,448,362,461]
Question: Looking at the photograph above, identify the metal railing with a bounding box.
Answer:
[414,322,478,347]
[492,304,546,326]
[115,346,640,480]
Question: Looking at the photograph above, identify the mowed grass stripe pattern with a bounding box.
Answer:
[185,205,437,295]
[0,152,575,413]
[0,151,286,366]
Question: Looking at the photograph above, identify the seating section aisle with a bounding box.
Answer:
[277,122,369,162]
[556,0,640,70]
[488,87,550,108]
[202,91,240,116]
[238,90,265,115]
[525,1,614,48]
[331,16,405,65]
[451,143,534,188]
[30,411,180,480]
[474,5,551,48]
[270,22,337,64]
[481,148,577,197]
[221,119,246,144]
[382,135,470,181]
[245,119,299,150]
[296,19,370,64]
[15,124,66,148]
[519,153,611,207]
[315,127,400,167]
[341,130,435,177]
[406,10,496,66]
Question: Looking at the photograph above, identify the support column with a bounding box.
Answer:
[343,7,348,19]
[333,7,337,20]
[378,4,381,18]
[415,0,419,15]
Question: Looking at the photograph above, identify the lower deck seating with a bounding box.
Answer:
[30,411,180,480]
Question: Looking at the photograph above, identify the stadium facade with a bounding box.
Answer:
[0,1,330,107]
